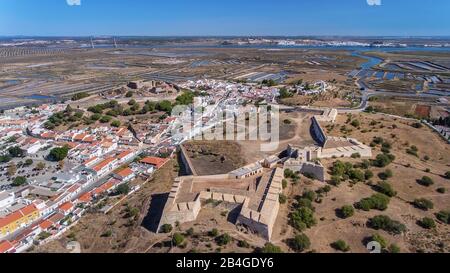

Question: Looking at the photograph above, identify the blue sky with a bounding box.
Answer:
[0,0,449,36]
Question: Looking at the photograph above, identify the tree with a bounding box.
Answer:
[365,170,374,180]
[367,215,406,235]
[100,115,112,123]
[356,194,390,211]
[339,205,355,219]
[128,99,137,106]
[435,211,450,224]
[91,113,102,121]
[48,146,69,162]
[279,88,293,99]
[290,207,317,231]
[372,153,395,168]
[0,155,12,163]
[371,233,388,249]
[374,181,397,197]
[419,217,436,229]
[160,224,173,233]
[24,159,33,167]
[413,198,434,211]
[156,100,173,114]
[215,233,231,246]
[351,119,360,128]
[282,179,288,189]
[72,92,90,101]
[209,228,219,237]
[279,194,287,204]
[259,243,283,253]
[331,240,350,252]
[172,233,185,247]
[111,120,121,127]
[378,169,393,180]
[289,233,311,252]
[417,176,434,187]
[116,183,130,195]
[12,176,27,187]
[125,91,133,98]
[8,146,25,158]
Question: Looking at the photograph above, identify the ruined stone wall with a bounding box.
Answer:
[179,145,197,176]
[311,117,327,146]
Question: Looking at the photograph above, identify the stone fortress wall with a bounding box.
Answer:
[157,108,371,240]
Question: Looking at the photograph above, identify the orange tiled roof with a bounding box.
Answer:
[92,157,116,172]
[20,204,38,216]
[58,202,74,212]
[115,168,133,178]
[0,204,37,229]
[93,179,117,195]
[38,220,53,230]
[77,192,92,203]
[0,241,14,253]
[140,157,169,169]
[117,150,132,160]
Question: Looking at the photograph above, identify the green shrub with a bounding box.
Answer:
[259,243,283,253]
[372,154,395,168]
[368,215,406,235]
[290,207,317,231]
[364,170,374,180]
[282,179,288,189]
[289,233,311,252]
[331,240,350,252]
[413,198,434,211]
[378,169,393,180]
[238,240,250,248]
[160,224,173,233]
[437,188,446,194]
[435,211,450,224]
[356,193,390,211]
[419,217,436,229]
[279,194,287,204]
[215,233,231,246]
[172,233,185,246]
[339,205,355,219]
[374,181,397,197]
[12,176,28,187]
[209,228,219,237]
[371,233,388,249]
[417,176,434,187]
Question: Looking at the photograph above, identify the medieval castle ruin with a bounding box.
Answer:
[157,108,372,241]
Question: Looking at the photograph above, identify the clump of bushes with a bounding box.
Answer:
[435,211,450,224]
[374,181,397,197]
[417,176,434,187]
[331,240,350,252]
[412,198,434,211]
[367,215,406,235]
[355,193,390,211]
[288,233,311,252]
[289,207,317,231]
[418,217,436,229]
[258,243,283,253]
[338,205,355,219]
